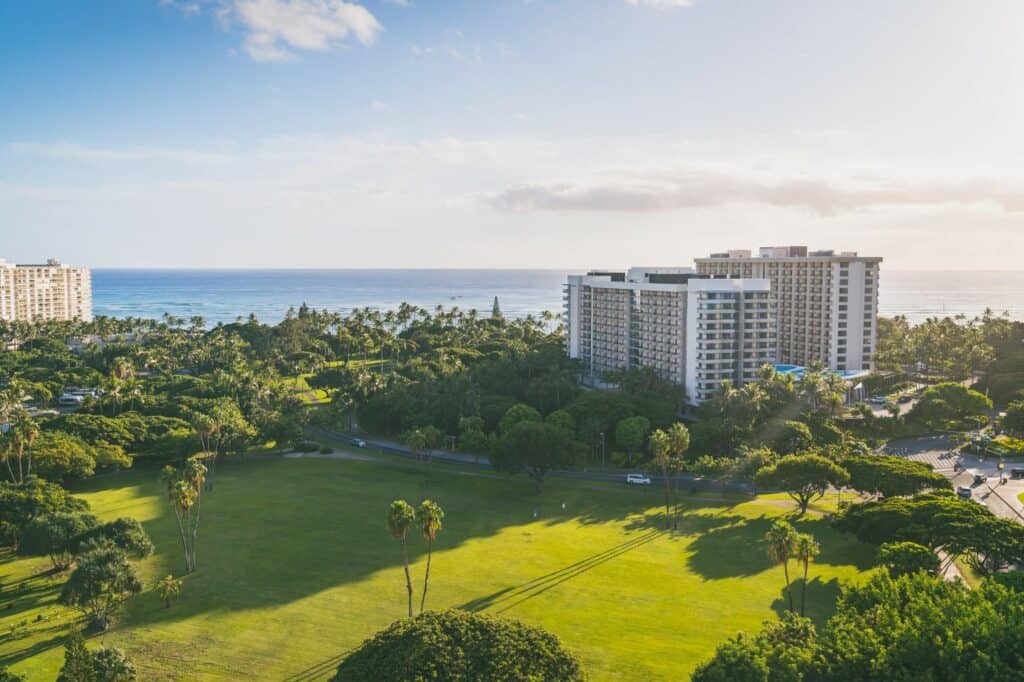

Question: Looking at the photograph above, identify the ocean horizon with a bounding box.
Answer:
[92,268,1024,327]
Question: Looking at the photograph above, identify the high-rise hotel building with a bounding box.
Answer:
[695,246,881,372]
[564,268,775,403]
[0,258,93,322]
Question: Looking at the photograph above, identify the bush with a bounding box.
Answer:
[333,610,584,682]
[290,440,319,453]
[319,446,334,454]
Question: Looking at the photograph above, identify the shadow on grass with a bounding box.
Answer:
[686,514,876,580]
[458,529,666,615]
[10,457,766,674]
[770,575,843,625]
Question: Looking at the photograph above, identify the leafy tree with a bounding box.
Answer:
[60,544,143,630]
[544,409,574,433]
[19,511,98,570]
[498,403,542,435]
[794,533,819,616]
[696,572,1024,681]
[842,455,951,498]
[774,420,813,455]
[691,612,815,682]
[57,630,136,682]
[57,630,94,682]
[878,541,940,577]
[613,415,650,467]
[31,431,97,483]
[493,421,579,491]
[417,499,444,613]
[0,668,24,682]
[755,454,850,514]
[160,460,206,573]
[91,647,136,681]
[387,500,416,618]
[71,517,154,559]
[910,382,993,426]
[156,575,183,608]
[0,478,89,549]
[1003,400,1024,434]
[765,520,799,613]
[332,610,584,681]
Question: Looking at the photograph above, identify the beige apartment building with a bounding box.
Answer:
[565,268,776,403]
[695,246,881,372]
[0,258,93,322]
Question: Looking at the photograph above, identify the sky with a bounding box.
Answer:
[2,0,1024,270]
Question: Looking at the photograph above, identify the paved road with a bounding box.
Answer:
[883,435,1024,524]
[304,425,756,495]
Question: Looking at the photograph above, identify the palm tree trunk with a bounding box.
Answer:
[783,561,794,612]
[420,539,432,613]
[801,560,809,616]
[661,465,671,530]
[401,537,413,618]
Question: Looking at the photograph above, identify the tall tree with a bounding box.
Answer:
[765,520,799,613]
[649,423,690,530]
[794,532,820,616]
[755,454,850,514]
[160,460,206,573]
[417,499,445,613]
[387,500,417,618]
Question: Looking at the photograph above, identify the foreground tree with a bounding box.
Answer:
[755,454,850,514]
[842,455,950,498]
[332,610,584,681]
[60,544,143,630]
[0,478,89,549]
[417,499,444,614]
[694,572,1024,681]
[765,520,799,613]
[387,499,417,618]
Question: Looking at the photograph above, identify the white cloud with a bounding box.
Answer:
[8,141,232,164]
[624,0,696,8]
[171,0,384,61]
[485,167,1024,216]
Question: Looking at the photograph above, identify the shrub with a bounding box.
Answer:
[319,446,334,455]
[290,440,319,453]
[333,610,584,682]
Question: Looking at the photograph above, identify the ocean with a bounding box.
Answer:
[91,269,1024,327]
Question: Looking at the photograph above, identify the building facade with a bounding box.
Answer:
[0,259,93,322]
[695,246,881,372]
[565,268,775,403]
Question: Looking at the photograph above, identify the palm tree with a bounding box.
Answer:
[387,500,417,618]
[649,422,690,530]
[794,533,820,616]
[765,519,799,613]
[417,500,445,613]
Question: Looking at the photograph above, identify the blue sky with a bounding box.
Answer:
[2,0,1023,268]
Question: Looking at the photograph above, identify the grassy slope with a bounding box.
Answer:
[1,458,875,681]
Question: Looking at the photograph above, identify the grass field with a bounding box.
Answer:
[280,359,387,405]
[1,455,875,681]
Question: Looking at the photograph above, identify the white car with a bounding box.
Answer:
[626,473,652,486]
[869,396,888,405]
[350,438,367,448]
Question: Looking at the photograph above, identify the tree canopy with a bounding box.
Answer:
[332,610,584,682]
[754,454,850,513]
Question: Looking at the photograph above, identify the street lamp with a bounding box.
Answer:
[600,431,606,470]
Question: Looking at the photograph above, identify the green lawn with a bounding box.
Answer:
[280,359,388,405]
[1,457,876,681]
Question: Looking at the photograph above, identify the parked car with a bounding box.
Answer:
[973,473,987,485]
[956,486,972,499]
[869,396,888,405]
[897,395,913,404]
[1011,468,1024,480]
[626,473,651,486]
[350,438,367,448]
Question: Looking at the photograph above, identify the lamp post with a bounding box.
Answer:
[600,431,606,470]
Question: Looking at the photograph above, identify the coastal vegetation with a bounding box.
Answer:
[2,307,1024,679]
